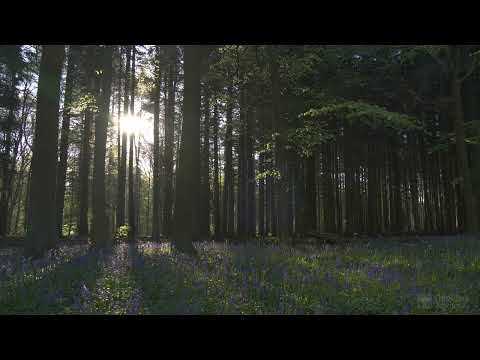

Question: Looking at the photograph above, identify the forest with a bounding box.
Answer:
[0,45,479,315]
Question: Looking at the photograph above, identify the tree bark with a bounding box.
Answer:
[55,45,79,237]
[78,46,95,240]
[269,46,290,243]
[172,45,202,255]
[152,46,162,242]
[452,77,478,233]
[163,46,176,237]
[246,88,256,238]
[92,45,113,248]
[213,100,222,242]
[128,45,136,242]
[117,45,130,229]
[237,70,247,241]
[201,85,211,239]
[304,154,317,234]
[25,45,65,258]
[222,79,234,238]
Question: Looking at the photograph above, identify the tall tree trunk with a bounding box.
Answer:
[269,46,289,243]
[213,101,222,242]
[92,46,113,248]
[237,70,247,241]
[258,151,265,237]
[115,46,123,231]
[201,86,211,239]
[172,45,202,255]
[117,45,130,229]
[55,45,79,237]
[152,46,162,242]
[246,89,256,238]
[293,156,305,237]
[24,163,32,234]
[464,78,480,231]
[452,77,478,234]
[222,80,234,238]
[128,45,136,242]
[78,46,95,240]
[257,101,266,237]
[25,45,65,258]
[163,46,176,237]
[304,154,316,234]
[135,137,141,234]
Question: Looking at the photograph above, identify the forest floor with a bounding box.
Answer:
[0,235,479,314]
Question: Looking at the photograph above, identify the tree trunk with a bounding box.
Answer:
[172,45,202,255]
[246,89,256,238]
[92,46,113,248]
[269,46,290,243]
[152,46,162,242]
[452,77,478,234]
[25,45,65,258]
[257,101,266,238]
[135,137,141,234]
[163,46,176,237]
[128,45,136,242]
[78,46,95,240]
[304,154,316,234]
[222,80,234,238]
[213,101,222,242]
[237,71,247,241]
[201,85,211,239]
[117,45,130,229]
[55,45,79,237]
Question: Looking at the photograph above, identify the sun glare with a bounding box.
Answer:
[118,113,154,145]
[120,114,141,136]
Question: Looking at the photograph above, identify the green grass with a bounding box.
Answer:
[0,235,479,314]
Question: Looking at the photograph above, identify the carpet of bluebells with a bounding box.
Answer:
[1,235,480,314]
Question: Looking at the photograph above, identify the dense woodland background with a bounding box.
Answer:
[0,45,479,258]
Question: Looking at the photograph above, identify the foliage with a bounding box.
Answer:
[287,118,334,157]
[115,225,130,242]
[62,223,77,237]
[69,93,98,115]
[302,101,421,132]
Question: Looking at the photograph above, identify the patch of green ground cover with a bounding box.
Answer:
[326,238,480,314]
[134,244,207,314]
[132,238,480,315]
[1,236,479,314]
[86,245,143,315]
[0,245,102,314]
[133,243,406,314]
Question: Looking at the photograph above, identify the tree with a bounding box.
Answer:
[92,45,114,248]
[222,78,234,238]
[128,45,136,242]
[200,83,211,239]
[212,99,222,242]
[448,46,479,234]
[25,45,65,258]
[152,45,162,242]
[172,45,203,255]
[78,46,96,240]
[163,45,177,237]
[420,45,480,234]
[55,45,79,237]
[117,45,130,230]
[269,46,290,243]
